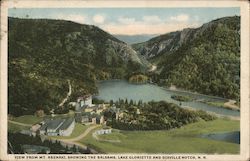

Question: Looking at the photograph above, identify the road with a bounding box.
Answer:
[48,125,100,152]
[8,120,33,127]
[59,80,72,107]
[9,118,100,151]
[61,125,100,142]
[149,65,157,72]
[224,100,240,111]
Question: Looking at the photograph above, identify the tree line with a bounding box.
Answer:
[105,100,216,131]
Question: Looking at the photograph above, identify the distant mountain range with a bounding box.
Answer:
[114,34,157,44]
[132,16,240,100]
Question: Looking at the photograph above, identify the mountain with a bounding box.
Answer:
[114,34,157,44]
[132,31,182,59]
[133,16,240,100]
[8,17,149,116]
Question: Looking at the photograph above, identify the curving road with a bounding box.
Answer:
[59,80,72,107]
[224,100,240,111]
[48,125,100,151]
[61,125,100,142]
[149,65,157,72]
[8,120,32,127]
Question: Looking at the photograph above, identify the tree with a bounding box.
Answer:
[109,100,114,106]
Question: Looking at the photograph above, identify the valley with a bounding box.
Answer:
[8,15,240,154]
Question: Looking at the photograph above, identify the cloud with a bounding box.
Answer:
[102,22,199,35]
[93,14,105,24]
[118,17,136,24]
[170,14,189,22]
[118,15,161,25]
[142,15,161,23]
[55,14,86,24]
[194,15,200,21]
[52,13,197,35]
[101,14,199,35]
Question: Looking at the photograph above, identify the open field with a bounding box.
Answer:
[49,110,75,118]
[8,113,240,154]
[10,110,75,125]
[8,122,30,133]
[11,115,43,125]
[78,119,240,154]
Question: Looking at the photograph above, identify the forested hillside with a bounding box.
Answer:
[133,16,240,100]
[8,16,240,117]
[8,17,148,116]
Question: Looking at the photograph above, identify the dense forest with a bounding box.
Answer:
[8,17,148,116]
[105,99,216,131]
[133,16,240,100]
[128,74,148,84]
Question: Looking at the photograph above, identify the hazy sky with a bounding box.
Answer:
[8,8,240,35]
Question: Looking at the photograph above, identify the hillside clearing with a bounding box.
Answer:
[78,119,240,154]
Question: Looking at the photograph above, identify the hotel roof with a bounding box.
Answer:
[40,118,74,131]
[46,119,63,130]
[59,117,74,130]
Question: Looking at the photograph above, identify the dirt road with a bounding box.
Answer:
[61,125,100,142]
[48,125,100,151]
[8,120,32,127]
[59,80,72,107]
[224,100,240,111]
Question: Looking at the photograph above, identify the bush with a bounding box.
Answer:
[171,95,192,102]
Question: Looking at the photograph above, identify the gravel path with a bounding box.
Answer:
[59,80,72,107]
[8,120,33,127]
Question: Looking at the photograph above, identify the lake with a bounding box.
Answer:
[96,80,240,117]
[201,131,240,144]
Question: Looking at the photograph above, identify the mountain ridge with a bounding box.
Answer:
[8,16,240,117]
[8,17,149,116]
[133,16,240,100]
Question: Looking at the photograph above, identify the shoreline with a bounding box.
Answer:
[96,79,240,116]
[98,79,230,101]
[182,106,240,121]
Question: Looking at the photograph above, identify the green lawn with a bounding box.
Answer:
[12,115,43,124]
[8,122,30,133]
[203,101,239,111]
[49,123,89,139]
[11,111,75,125]
[78,119,240,154]
[206,101,225,107]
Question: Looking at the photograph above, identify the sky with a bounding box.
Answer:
[8,8,240,35]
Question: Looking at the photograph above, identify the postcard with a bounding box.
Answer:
[0,0,249,161]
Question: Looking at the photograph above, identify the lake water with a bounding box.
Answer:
[96,80,240,117]
[201,131,240,144]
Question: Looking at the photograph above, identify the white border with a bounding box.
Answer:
[1,1,249,161]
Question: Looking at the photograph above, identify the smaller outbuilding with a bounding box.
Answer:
[95,127,112,135]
